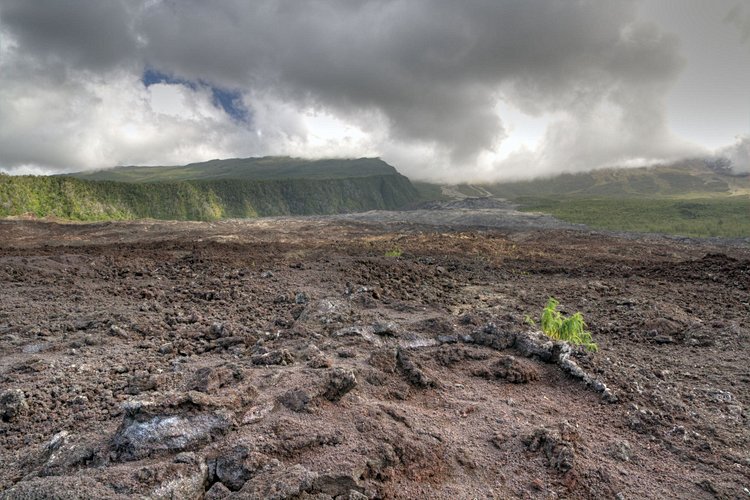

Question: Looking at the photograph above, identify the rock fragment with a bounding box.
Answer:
[373,321,399,336]
[610,440,632,462]
[207,322,227,340]
[472,324,616,402]
[208,445,277,492]
[513,330,554,362]
[470,323,516,350]
[148,459,208,500]
[0,389,28,422]
[187,365,236,393]
[323,368,357,402]
[298,298,352,326]
[479,355,539,383]
[215,459,252,492]
[158,342,174,355]
[396,349,435,388]
[236,464,317,500]
[279,389,314,412]
[111,399,231,461]
[251,349,295,366]
[524,423,578,473]
[205,482,232,499]
[40,434,99,476]
[305,345,332,369]
[557,344,617,403]
[312,473,366,498]
[0,476,126,499]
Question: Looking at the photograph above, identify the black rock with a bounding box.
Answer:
[323,368,357,402]
[396,349,435,388]
[437,335,458,344]
[278,389,313,412]
[0,389,28,422]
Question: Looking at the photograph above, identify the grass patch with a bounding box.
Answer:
[384,248,403,257]
[517,196,750,238]
[529,298,598,352]
[412,181,450,203]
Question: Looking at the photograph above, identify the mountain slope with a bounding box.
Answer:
[1,158,418,221]
[477,160,750,199]
[409,160,750,239]
[67,157,400,182]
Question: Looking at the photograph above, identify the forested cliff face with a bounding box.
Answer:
[0,163,418,221]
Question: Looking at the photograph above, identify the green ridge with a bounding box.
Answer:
[66,157,399,182]
[0,157,418,221]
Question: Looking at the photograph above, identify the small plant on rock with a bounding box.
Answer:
[384,247,403,257]
[537,297,598,352]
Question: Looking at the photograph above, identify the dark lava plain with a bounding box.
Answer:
[1,207,748,499]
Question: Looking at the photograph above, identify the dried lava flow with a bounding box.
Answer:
[0,217,748,499]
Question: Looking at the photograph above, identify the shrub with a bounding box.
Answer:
[536,297,598,352]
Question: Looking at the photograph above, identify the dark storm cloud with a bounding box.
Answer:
[0,0,137,71]
[133,0,685,166]
[0,0,692,177]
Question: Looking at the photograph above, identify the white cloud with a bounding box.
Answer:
[717,135,750,174]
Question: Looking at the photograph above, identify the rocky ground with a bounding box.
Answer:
[0,203,749,499]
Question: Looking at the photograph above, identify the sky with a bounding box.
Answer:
[0,0,748,181]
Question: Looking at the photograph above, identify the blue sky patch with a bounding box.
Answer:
[142,69,250,124]
[210,87,249,123]
[142,69,197,90]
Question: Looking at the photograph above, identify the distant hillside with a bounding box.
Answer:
[475,160,750,199]
[0,157,418,221]
[67,157,399,182]
[476,160,749,239]
[410,160,750,239]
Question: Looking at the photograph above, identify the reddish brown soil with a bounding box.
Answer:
[0,216,748,499]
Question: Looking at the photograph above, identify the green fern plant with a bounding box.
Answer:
[538,297,598,352]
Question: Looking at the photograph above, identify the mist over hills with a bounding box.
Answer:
[455,159,750,199]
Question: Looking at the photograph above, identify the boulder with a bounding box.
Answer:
[323,368,357,402]
[111,398,232,461]
[0,389,28,422]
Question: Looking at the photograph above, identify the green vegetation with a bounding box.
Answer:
[485,161,750,238]
[414,160,750,239]
[0,160,419,221]
[533,298,598,352]
[384,248,403,257]
[5,156,748,235]
[67,156,400,183]
[412,181,449,203]
[517,196,750,238]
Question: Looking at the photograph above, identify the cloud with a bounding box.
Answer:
[717,136,750,174]
[725,4,750,44]
[0,0,138,71]
[0,0,700,180]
